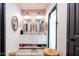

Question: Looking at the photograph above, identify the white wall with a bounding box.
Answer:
[57,3,67,56]
[6,3,22,55]
[46,3,67,56]
[45,3,56,20]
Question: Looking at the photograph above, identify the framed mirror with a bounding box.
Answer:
[23,19,32,32]
[11,16,18,31]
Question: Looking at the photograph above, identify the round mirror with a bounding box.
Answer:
[12,16,18,31]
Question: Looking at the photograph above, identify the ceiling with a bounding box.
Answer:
[17,3,50,10]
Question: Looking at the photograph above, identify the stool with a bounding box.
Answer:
[9,51,16,56]
[43,48,60,56]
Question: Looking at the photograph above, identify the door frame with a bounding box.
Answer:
[66,3,70,56]
[48,4,58,49]
[66,3,77,56]
[0,3,5,56]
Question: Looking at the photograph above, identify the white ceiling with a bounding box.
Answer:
[17,3,50,10]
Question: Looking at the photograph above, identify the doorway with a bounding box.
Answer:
[48,4,57,49]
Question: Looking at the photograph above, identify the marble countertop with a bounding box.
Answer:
[16,49,44,56]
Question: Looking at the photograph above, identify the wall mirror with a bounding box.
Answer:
[11,16,18,31]
[35,19,42,32]
[23,19,32,32]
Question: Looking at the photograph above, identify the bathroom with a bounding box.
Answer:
[0,3,67,56]
[5,3,57,56]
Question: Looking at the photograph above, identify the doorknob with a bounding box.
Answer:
[56,22,58,24]
[70,39,75,41]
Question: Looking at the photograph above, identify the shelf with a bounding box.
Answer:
[19,44,47,49]
[20,32,47,35]
[18,43,47,45]
[19,47,45,49]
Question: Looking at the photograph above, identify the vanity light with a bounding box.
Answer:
[35,16,44,19]
[23,16,30,19]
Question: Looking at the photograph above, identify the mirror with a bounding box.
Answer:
[23,19,32,32]
[11,16,18,31]
[35,19,41,32]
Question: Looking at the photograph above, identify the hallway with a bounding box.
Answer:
[6,3,57,56]
[0,3,67,56]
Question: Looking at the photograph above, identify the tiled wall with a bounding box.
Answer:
[19,34,48,44]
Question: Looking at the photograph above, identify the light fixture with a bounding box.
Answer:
[35,16,44,19]
[23,16,31,19]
